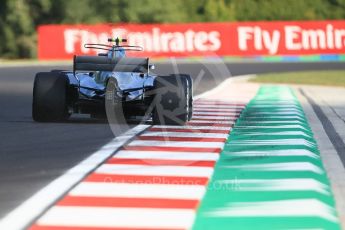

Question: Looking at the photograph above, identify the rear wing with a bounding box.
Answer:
[73,55,149,73]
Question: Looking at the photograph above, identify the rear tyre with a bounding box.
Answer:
[171,74,193,121]
[32,72,70,122]
[152,75,189,125]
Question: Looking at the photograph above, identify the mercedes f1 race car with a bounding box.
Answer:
[32,38,193,125]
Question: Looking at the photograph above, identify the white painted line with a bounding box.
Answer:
[239,131,312,138]
[250,101,298,104]
[114,150,219,161]
[36,206,196,229]
[0,125,150,230]
[218,178,330,194]
[195,100,246,105]
[195,100,245,104]
[236,124,310,131]
[245,116,305,120]
[251,106,302,112]
[193,108,242,112]
[205,199,338,222]
[250,104,300,107]
[250,112,304,116]
[193,105,244,109]
[188,120,234,124]
[128,140,225,148]
[153,125,231,131]
[70,182,206,199]
[96,164,214,177]
[192,115,237,120]
[250,105,300,109]
[223,162,324,174]
[224,149,318,159]
[243,120,305,125]
[193,112,240,116]
[296,87,345,225]
[195,105,245,109]
[228,139,316,148]
[141,131,229,138]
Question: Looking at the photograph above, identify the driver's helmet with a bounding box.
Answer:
[94,47,126,84]
[107,47,126,59]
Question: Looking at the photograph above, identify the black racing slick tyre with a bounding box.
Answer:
[152,75,189,126]
[32,72,70,122]
[171,74,193,121]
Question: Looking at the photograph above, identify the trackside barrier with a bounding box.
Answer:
[192,86,341,230]
[38,21,345,60]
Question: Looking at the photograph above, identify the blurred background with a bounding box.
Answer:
[1,0,345,59]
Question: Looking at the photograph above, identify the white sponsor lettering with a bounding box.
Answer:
[285,26,302,50]
[285,25,345,50]
[334,28,345,49]
[238,27,252,51]
[238,26,280,54]
[64,27,222,54]
[238,24,345,54]
[64,23,345,56]
[64,29,80,53]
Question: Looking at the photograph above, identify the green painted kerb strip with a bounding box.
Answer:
[192,86,340,230]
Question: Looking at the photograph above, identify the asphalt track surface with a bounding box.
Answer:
[0,61,345,219]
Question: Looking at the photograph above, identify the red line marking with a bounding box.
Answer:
[122,146,221,153]
[137,136,226,142]
[85,173,209,185]
[56,196,200,209]
[149,127,230,134]
[106,158,216,167]
[29,225,185,230]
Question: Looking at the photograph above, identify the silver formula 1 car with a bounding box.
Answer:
[32,38,193,125]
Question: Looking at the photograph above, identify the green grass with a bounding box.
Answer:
[250,70,345,87]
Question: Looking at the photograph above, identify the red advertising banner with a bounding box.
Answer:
[38,21,345,60]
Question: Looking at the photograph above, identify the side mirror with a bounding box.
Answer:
[149,64,155,70]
